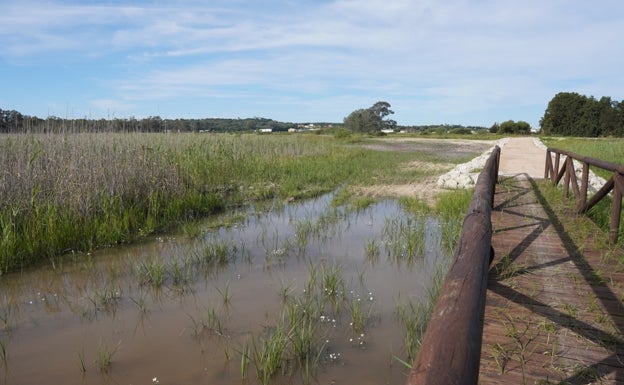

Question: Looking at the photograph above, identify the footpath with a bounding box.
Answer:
[478,138,624,383]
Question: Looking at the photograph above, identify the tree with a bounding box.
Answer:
[498,120,531,134]
[343,101,396,133]
[539,92,624,137]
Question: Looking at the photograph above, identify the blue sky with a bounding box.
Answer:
[1,0,623,128]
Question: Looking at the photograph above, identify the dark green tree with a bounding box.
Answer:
[540,92,624,136]
[343,101,396,133]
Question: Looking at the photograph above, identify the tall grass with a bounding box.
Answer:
[0,132,423,273]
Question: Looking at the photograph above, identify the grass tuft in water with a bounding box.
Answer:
[135,259,166,288]
[96,340,121,371]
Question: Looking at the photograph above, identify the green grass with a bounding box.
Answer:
[96,340,121,371]
[541,137,624,173]
[0,132,479,273]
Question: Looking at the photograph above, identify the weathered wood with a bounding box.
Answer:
[407,146,500,385]
[577,163,589,212]
[556,158,566,184]
[563,158,571,197]
[548,147,624,174]
[567,158,581,199]
[547,148,624,244]
[545,150,553,180]
[581,176,614,214]
[611,173,623,244]
[554,153,561,183]
[481,175,624,384]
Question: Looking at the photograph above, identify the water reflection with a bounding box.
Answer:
[0,193,451,385]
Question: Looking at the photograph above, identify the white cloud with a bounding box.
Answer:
[2,0,623,125]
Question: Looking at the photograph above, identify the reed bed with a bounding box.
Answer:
[1,132,430,273]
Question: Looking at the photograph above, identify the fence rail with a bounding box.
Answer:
[406,145,500,385]
[545,147,624,244]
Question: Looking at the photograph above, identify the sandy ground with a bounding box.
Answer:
[497,137,545,178]
[357,137,495,204]
[357,137,546,204]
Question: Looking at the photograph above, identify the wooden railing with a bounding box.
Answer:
[406,146,500,385]
[545,148,624,244]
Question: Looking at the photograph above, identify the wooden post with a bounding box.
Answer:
[611,173,623,244]
[563,158,572,197]
[568,159,580,200]
[577,163,589,212]
[554,153,561,183]
[545,150,552,180]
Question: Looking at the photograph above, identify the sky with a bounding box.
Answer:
[1,0,623,128]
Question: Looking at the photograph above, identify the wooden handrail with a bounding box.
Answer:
[545,147,624,244]
[406,145,500,385]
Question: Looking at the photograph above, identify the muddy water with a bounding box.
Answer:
[0,193,450,385]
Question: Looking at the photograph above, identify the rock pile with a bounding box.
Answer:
[436,138,508,189]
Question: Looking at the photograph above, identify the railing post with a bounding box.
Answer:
[611,173,623,244]
[577,163,589,212]
[545,150,552,180]
[554,153,561,184]
[563,157,571,197]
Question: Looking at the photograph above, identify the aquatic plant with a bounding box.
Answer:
[96,340,121,371]
[135,259,166,288]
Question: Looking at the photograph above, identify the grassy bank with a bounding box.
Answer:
[1,132,467,273]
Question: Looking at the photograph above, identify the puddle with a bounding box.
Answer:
[0,193,451,384]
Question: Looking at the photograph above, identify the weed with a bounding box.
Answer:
[568,364,603,382]
[216,282,231,305]
[135,259,166,288]
[96,340,121,371]
[396,300,427,362]
[320,263,344,304]
[364,239,380,262]
[383,215,426,264]
[78,348,86,373]
[0,339,6,368]
[493,253,518,281]
[278,280,294,304]
[348,296,371,333]
[491,342,511,374]
[251,321,291,385]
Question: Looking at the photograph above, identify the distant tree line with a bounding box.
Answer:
[0,109,300,133]
[540,92,624,137]
[399,124,489,134]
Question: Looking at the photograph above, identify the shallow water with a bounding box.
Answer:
[0,193,450,385]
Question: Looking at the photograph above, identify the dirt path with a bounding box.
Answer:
[498,137,546,178]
